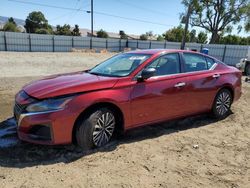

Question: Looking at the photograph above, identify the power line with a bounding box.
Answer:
[92,11,174,27]
[116,0,171,17]
[8,0,80,11]
[8,0,174,27]
[50,9,81,22]
[65,0,81,23]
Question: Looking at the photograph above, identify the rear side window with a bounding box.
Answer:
[205,57,216,69]
[183,53,208,72]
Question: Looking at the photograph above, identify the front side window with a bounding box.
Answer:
[146,53,180,76]
[89,53,151,77]
[183,53,208,72]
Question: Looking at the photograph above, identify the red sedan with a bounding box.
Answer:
[14,49,242,150]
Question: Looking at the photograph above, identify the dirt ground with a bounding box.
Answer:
[0,52,249,188]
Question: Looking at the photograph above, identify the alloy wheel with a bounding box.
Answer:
[215,91,231,116]
[93,112,115,147]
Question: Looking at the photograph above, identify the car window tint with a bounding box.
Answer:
[206,57,216,69]
[183,53,208,72]
[147,53,180,76]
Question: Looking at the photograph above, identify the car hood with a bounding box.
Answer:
[23,71,119,99]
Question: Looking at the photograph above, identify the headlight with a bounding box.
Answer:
[26,97,73,113]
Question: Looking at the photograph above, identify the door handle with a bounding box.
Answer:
[174,82,186,88]
[212,74,220,78]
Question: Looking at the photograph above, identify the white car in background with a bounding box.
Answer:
[236,47,250,76]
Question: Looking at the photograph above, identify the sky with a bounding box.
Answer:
[0,0,248,36]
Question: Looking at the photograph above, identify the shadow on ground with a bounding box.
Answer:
[0,114,224,168]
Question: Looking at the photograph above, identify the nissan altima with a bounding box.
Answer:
[14,49,242,150]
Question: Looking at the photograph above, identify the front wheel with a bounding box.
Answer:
[212,89,232,119]
[76,108,116,151]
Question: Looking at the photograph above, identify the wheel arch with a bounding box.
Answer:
[72,102,125,144]
[214,84,234,103]
[221,85,234,100]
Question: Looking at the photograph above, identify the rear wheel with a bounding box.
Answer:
[212,89,232,119]
[76,108,116,151]
[245,63,250,76]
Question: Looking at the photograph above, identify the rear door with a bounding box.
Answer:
[180,52,219,114]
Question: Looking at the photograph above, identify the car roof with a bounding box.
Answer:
[126,49,194,55]
[126,49,217,60]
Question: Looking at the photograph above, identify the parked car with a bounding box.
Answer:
[236,47,250,76]
[14,49,242,150]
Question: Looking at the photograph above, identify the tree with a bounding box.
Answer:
[96,29,109,38]
[163,26,190,42]
[8,17,16,26]
[24,11,52,34]
[182,0,250,43]
[119,30,128,39]
[157,35,165,41]
[197,31,208,44]
[146,31,155,40]
[219,35,250,45]
[55,24,72,36]
[139,34,148,40]
[3,22,20,32]
[139,31,156,40]
[189,29,197,42]
[35,28,52,35]
[72,25,81,36]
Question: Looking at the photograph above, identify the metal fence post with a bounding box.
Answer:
[164,40,167,49]
[72,36,74,48]
[52,35,55,52]
[126,39,128,48]
[119,39,121,51]
[3,32,7,51]
[222,45,227,62]
[29,34,31,52]
[106,39,108,49]
[137,39,139,49]
[200,44,203,52]
[149,40,152,49]
[90,37,93,49]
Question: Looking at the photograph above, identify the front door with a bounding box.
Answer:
[130,53,189,127]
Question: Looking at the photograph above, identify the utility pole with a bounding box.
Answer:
[181,3,192,50]
[91,0,93,37]
[87,0,94,49]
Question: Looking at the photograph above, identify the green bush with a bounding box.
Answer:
[96,29,109,38]
[3,22,20,32]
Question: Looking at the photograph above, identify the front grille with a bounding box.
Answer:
[14,102,27,121]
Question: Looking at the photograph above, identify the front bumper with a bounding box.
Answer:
[16,109,77,145]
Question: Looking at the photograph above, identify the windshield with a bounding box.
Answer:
[89,53,151,77]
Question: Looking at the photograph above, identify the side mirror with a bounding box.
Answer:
[138,68,156,81]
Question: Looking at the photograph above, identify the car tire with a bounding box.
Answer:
[212,89,232,119]
[245,63,250,76]
[76,108,116,151]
